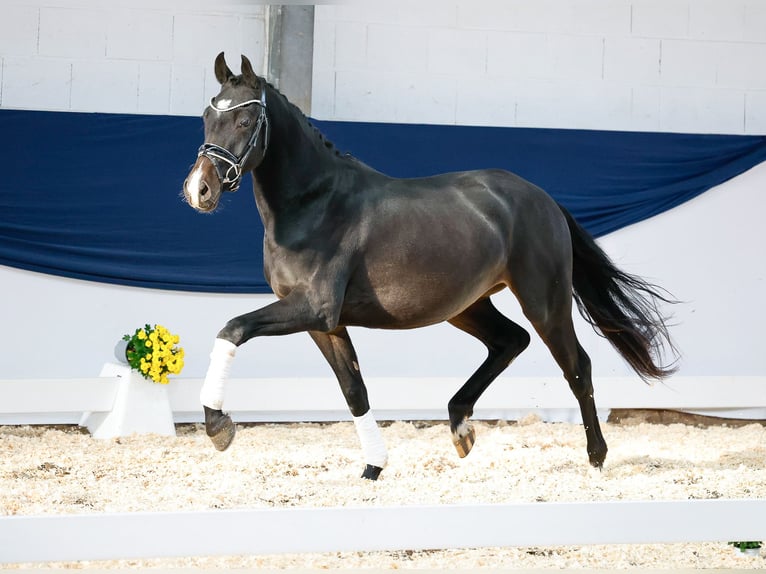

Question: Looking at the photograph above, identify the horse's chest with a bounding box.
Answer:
[263,243,316,298]
[268,273,297,299]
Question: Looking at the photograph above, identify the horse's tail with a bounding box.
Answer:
[559,203,679,381]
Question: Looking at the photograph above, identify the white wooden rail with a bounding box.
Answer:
[1,499,764,564]
[1,375,765,424]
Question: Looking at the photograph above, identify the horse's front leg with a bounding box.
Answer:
[309,328,388,480]
[200,290,340,452]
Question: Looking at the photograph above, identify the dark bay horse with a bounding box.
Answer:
[183,53,677,480]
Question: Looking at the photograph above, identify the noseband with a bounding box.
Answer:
[197,85,270,193]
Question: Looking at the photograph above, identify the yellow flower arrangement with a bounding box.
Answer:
[122,324,184,384]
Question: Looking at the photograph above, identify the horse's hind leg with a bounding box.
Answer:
[447,297,531,457]
[536,319,606,468]
[514,281,608,468]
[309,328,388,480]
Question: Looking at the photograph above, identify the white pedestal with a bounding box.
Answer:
[82,362,176,438]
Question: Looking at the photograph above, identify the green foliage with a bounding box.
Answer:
[728,541,762,551]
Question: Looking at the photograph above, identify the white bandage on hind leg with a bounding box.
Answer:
[353,410,388,469]
[200,338,237,410]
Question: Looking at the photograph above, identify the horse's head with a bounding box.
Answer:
[183,52,270,213]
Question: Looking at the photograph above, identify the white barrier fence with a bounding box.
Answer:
[1,500,765,564]
[0,374,764,564]
[2,373,765,425]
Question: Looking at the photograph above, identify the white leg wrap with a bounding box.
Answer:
[353,410,388,469]
[200,338,237,410]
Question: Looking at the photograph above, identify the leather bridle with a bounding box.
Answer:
[197,84,270,193]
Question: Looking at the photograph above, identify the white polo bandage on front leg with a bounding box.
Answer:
[200,338,237,410]
[353,410,388,469]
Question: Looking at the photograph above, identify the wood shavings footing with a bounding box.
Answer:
[1,417,764,569]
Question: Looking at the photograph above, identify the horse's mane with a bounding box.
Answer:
[263,79,347,159]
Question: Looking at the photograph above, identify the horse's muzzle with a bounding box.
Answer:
[183,157,221,212]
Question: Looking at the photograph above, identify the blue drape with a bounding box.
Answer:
[315,120,766,237]
[1,109,765,293]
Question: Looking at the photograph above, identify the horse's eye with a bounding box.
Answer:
[239,118,252,128]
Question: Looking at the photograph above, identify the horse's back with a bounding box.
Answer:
[399,167,572,269]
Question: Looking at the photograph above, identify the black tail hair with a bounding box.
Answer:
[559,204,679,380]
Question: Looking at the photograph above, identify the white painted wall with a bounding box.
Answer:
[1,1,764,391]
[312,0,766,134]
[3,0,765,132]
[0,0,267,116]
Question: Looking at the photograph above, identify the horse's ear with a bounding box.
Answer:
[240,55,258,87]
[214,52,234,85]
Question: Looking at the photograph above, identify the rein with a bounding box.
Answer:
[197,85,270,193]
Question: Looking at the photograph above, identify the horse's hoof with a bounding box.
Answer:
[206,413,236,452]
[589,448,607,469]
[361,464,383,481]
[452,420,475,458]
[210,422,235,451]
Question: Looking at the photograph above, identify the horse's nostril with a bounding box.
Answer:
[199,180,210,198]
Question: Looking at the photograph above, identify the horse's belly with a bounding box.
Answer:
[340,269,504,329]
[341,214,509,328]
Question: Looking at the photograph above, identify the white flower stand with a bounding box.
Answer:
[81,362,176,439]
[732,546,762,558]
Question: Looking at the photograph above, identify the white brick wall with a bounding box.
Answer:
[2,57,72,110]
[631,0,690,38]
[70,60,140,113]
[1,0,765,132]
[0,5,42,56]
[747,90,766,132]
[744,2,766,42]
[107,10,174,62]
[313,0,766,134]
[0,0,266,116]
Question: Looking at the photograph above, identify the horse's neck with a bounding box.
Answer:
[252,90,345,217]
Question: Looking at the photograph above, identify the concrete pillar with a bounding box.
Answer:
[266,5,314,114]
